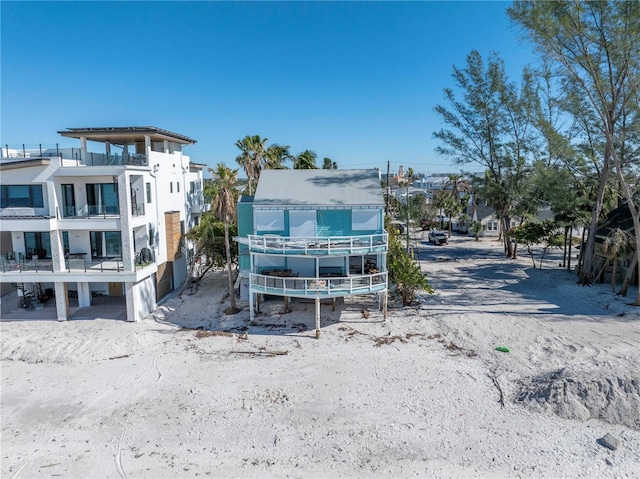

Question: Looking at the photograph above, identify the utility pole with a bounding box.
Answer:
[406,182,410,252]
[385,160,390,215]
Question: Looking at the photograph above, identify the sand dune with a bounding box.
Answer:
[2,235,639,478]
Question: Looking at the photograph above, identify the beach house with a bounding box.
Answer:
[0,126,207,322]
[236,169,388,337]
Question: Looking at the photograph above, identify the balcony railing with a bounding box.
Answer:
[1,145,147,167]
[247,233,388,255]
[59,205,120,219]
[0,258,54,273]
[0,254,155,274]
[64,152,148,167]
[131,203,145,216]
[250,271,387,298]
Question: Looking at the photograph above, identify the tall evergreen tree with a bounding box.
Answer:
[510,0,640,301]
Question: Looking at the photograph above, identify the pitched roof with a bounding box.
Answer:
[253,169,383,207]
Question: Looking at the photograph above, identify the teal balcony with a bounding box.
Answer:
[250,271,387,298]
[247,233,387,256]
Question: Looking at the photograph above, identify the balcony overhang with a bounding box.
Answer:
[58,127,196,145]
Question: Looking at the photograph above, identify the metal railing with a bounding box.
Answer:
[59,206,120,219]
[131,203,145,216]
[0,259,54,273]
[250,271,387,297]
[2,145,147,166]
[247,233,388,255]
[0,255,155,274]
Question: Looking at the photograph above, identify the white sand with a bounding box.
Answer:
[2,235,639,478]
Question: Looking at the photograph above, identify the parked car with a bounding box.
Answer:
[428,230,448,245]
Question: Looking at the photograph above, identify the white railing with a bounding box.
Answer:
[248,233,388,255]
[250,271,387,297]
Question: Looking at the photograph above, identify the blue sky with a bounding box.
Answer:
[1,1,536,177]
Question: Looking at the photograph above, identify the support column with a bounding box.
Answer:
[163,139,169,153]
[77,282,91,308]
[125,282,136,322]
[315,297,320,339]
[249,291,254,322]
[383,291,388,321]
[80,137,87,162]
[54,282,69,321]
[49,229,66,271]
[105,141,111,156]
[118,172,134,271]
[145,135,152,158]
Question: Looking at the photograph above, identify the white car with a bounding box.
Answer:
[428,230,448,245]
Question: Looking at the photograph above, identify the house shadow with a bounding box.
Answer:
[158,294,385,338]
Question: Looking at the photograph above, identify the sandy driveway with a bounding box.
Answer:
[1,235,639,478]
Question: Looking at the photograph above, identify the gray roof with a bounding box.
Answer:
[253,169,383,207]
[58,126,196,145]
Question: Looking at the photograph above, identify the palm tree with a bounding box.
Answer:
[294,150,318,169]
[601,228,634,293]
[265,144,293,170]
[235,135,268,194]
[211,163,241,314]
[322,157,337,169]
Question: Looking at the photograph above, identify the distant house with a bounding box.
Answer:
[467,202,515,237]
[235,169,388,337]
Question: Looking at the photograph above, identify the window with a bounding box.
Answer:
[352,209,379,231]
[146,183,152,203]
[176,182,180,193]
[170,183,173,193]
[61,184,75,217]
[62,231,70,255]
[255,210,285,232]
[486,221,499,232]
[149,225,155,246]
[24,232,51,258]
[1,185,44,208]
[90,231,122,258]
[190,181,196,194]
[86,183,119,215]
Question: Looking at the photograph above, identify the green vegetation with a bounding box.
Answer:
[385,217,433,306]
[433,1,640,303]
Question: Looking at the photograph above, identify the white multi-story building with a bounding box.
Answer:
[0,126,208,322]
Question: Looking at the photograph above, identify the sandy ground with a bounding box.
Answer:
[1,234,639,478]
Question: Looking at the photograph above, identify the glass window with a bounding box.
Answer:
[90,231,122,258]
[255,210,284,231]
[62,231,70,254]
[86,183,119,215]
[24,232,51,258]
[146,183,152,203]
[177,182,180,192]
[1,185,44,208]
[352,209,379,231]
[170,183,173,193]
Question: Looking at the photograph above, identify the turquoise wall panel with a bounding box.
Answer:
[237,201,254,237]
[317,209,351,236]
